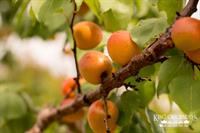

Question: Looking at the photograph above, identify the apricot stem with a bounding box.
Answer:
[102,97,111,133]
[70,0,82,94]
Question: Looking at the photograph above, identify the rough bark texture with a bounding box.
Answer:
[27,0,199,132]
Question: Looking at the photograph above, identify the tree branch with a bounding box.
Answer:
[63,0,82,94]
[70,0,82,94]
[26,0,199,132]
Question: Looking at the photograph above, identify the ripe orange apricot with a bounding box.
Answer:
[73,21,103,50]
[185,48,200,64]
[79,51,112,84]
[61,98,84,123]
[87,100,118,133]
[107,31,141,66]
[171,17,200,51]
[77,2,89,16]
[62,78,76,97]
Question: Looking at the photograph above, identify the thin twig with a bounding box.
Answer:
[103,97,111,133]
[69,0,82,94]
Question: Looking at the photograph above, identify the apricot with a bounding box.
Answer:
[77,2,89,16]
[62,78,76,97]
[61,98,84,123]
[107,31,141,66]
[171,17,200,51]
[78,51,112,84]
[87,100,118,133]
[73,21,103,50]
[185,48,200,64]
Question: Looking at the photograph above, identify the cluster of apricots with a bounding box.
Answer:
[171,17,200,64]
[60,78,119,132]
[61,11,200,132]
[72,19,143,132]
[74,21,141,85]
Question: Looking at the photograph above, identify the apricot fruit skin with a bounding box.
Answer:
[186,48,200,64]
[107,31,141,66]
[171,17,200,51]
[78,51,112,84]
[61,98,84,123]
[87,100,118,133]
[73,21,103,50]
[62,78,76,97]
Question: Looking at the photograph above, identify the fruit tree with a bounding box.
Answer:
[0,0,200,133]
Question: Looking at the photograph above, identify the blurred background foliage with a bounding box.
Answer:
[1,0,200,133]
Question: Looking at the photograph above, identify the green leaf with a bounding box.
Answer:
[169,76,200,114]
[85,0,133,31]
[117,91,140,126]
[84,0,101,21]
[120,112,150,133]
[0,123,11,133]
[157,56,193,94]
[120,123,143,133]
[75,0,84,10]
[1,113,36,133]
[0,92,27,120]
[158,0,184,24]
[138,81,155,107]
[145,108,165,133]
[101,0,133,31]
[102,10,123,32]
[0,83,24,93]
[30,0,45,20]
[31,0,73,31]
[131,15,168,47]
[133,0,149,18]
[194,66,200,80]
[139,65,156,77]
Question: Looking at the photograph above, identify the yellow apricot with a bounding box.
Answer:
[87,100,118,133]
[171,17,200,51]
[62,78,76,97]
[107,31,141,66]
[73,21,102,50]
[185,48,200,64]
[79,51,112,84]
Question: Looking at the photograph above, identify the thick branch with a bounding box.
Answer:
[27,0,199,132]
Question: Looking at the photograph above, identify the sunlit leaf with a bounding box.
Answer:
[158,0,184,24]
[31,0,73,31]
[75,0,84,10]
[169,76,200,114]
[131,14,168,47]
[157,56,193,94]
